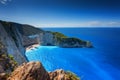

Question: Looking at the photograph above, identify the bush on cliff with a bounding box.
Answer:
[52,32,68,43]
[52,32,67,39]
[66,71,80,80]
[0,41,18,72]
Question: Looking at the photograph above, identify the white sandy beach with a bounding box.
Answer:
[26,44,40,51]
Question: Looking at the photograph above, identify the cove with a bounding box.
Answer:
[25,28,120,80]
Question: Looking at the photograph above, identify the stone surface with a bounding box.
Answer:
[0,20,93,65]
[7,61,80,80]
[59,38,93,48]
[0,22,27,65]
[0,20,87,80]
[0,73,7,80]
[8,62,50,80]
[39,32,56,46]
[49,69,67,80]
[49,69,80,80]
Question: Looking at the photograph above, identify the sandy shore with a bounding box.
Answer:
[26,44,40,51]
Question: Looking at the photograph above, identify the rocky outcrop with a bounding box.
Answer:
[49,69,67,80]
[39,31,57,46]
[39,31,93,48]
[49,69,80,80]
[8,62,50,80]
[7,62,80,80]
[59,38,93,48]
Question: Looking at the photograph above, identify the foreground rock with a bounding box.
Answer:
[7,62,80,80]
[49,69,80,80]
[8,62,50,80]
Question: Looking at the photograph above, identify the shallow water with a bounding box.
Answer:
[26,28,120,80]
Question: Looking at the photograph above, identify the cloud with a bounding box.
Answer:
[36,21,120,28]
[0,0,11,4]
[107,22,120,26]
[80,21,103,27]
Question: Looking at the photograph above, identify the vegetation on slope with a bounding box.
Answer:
[52,32,68,43]
[66,71,80,80]
[61,37,86,44]
[0,40,18,80]
[52,32,67,38]
[51,31,89,47]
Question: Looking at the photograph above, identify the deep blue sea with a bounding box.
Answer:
[26,28,120,80]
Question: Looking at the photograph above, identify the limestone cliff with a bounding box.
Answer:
[39,31,57,46]
[0,20,88,80]
[59,38,92,48]
[41,31,93,48]
[0,22,27,64]
[0,20,92,65]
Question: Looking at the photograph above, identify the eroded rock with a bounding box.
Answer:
[49,69,80,80]
[8,62,50,80]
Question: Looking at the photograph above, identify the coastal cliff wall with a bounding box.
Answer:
[0,22,27,64]
[38,31,93,48]
[0,20,92,65]
[0,20,93,80]
[39,32,57,46]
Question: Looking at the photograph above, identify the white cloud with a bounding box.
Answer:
[0,0,11,4]
[36,21,120,28]
[107,22,120,27]
[86,21,102,26]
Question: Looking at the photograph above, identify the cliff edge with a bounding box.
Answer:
[0,20,93,65]
[0,20,93,80]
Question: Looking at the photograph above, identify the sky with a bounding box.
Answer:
[0,0,120,27]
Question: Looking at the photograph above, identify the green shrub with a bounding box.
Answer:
[52,32,67,39]
[52,32,68,43]
[8,54,14,60]
[66,71,80,80]
[8,54,18,70]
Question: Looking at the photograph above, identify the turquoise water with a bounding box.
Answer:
[26,28,120,80]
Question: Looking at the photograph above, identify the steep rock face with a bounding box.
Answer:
[44,32,93,48]
[0,22,27,64]
[20,24,43,36]
[23,35,40,47]
[8,62,50,80]
[0,20,93,64]
[59,38,93,48]
[39,32,57,46]
[0,20,92,50]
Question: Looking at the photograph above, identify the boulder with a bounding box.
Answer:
[49,69,67,80]
[49,69,80,80]
[8,62,50,80]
